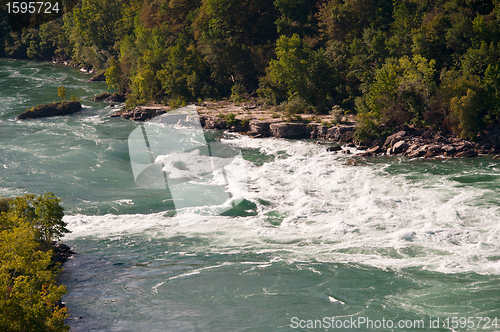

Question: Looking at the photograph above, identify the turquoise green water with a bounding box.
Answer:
[1,59,500,331]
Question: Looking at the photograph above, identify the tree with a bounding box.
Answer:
[438,72,487,138]
[317,0,393,43]
[262,33,337,112]
[7,193,69,243]
[105,58,126,94]
[0,193,70,331]
[57,87,66,102]
[157,36,213,103]
[268,34,310,101]
[356,54,437,138]
[450,88,483,139]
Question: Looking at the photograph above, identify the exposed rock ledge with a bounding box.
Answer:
[16,101,82,120]
[112,101,355,141]
[112,101,500,159]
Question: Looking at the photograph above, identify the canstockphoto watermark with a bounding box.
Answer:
[128,105,248,225]
[291,316,500,330]
[291,316,425,330]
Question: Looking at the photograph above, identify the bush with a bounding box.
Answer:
[230,83,246,103]
[330,105,344,123]
[278,96,314,122]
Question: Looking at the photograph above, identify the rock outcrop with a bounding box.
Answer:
[105,93,126,103]
[16,101,82,120]
[88,73,106,82]
[52,242,75,264]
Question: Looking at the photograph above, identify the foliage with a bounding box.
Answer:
[57,87,66,102]
[0,193,70,331]
[6,193,69,243]
[260,34,336,113]
[450,88,483,139]
[278,96,314,121]
[230,83,246,103]
[357,55,436,134]
[436,71,487,138]
[330,105,344,123]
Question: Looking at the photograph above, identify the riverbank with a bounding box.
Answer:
[112,100,500,159]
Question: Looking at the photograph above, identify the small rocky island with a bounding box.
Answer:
[16,101,82,120]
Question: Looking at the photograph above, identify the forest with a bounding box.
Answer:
[2,0,500,141]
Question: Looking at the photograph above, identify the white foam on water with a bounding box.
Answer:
[63,136,500,275]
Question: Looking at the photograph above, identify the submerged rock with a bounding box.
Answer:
[16,101,82,120]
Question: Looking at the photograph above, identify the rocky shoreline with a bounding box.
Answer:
[359,127,500,158]
[111,100,500,159]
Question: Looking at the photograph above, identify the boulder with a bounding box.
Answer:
[383,130,406,148]
[441,145,456,156]
[423,144,442,157]
[404,144,419,156]
[407,148,425,158]
[269,122,308,138]
[93,92,111,101]
[326,125,354,141]
[455,142,472,152]
[52,242,75,264]
[392,140,409,154]
[326,145,342,152]
[456,149,477,158]
[249,120,271,137]
[367,145,382,154]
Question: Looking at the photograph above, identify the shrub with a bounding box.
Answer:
[225,113,238,126]
[230,83,246,103]
[278,96,314,119]
[330,105,344,123]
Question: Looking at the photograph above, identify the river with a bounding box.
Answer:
[1,58,499,331]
